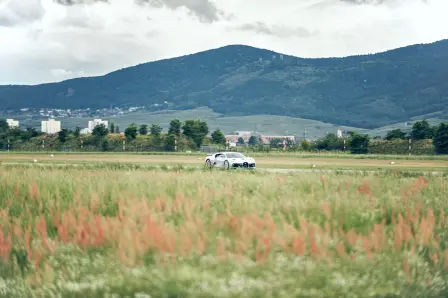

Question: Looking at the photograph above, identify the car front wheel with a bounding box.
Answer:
[224,160,230,170]
[205,159,212,169]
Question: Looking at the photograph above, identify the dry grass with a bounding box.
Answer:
[0,167,447,297]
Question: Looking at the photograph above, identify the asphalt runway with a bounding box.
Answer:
[1,162,446,176]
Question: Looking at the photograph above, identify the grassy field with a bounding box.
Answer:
[1,152,448,172]
[13,107,363,139]
[0,164,447,297]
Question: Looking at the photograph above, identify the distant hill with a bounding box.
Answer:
[1,39,448,128]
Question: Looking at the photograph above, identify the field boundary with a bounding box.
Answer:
[1,151,448,161]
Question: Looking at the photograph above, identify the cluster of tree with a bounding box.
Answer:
[62,119,210,152]
[314,131,369,154]
[0,117,447,154]
[382,120,448,154]
[313,119,448,154]
[384,120,436,141]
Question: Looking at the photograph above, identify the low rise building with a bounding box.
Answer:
[6,119,19,128]
[259,135,296,145]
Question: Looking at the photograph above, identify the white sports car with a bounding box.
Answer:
[205,152,256,169]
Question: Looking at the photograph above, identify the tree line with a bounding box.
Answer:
[313,120,448,154]
[0,118,447,154]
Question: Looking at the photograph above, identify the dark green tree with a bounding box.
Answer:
[150,124,162,146]
[58,129,69,143]
[248,136,258,146]
[315,133,343,151]
[7,127,22,139]
[211,129,226,145]
[433,123,448,154]
[21,127,39,141]
[164,134,176,152]
[411,120,434,140]
[74,126,81,138]
[237,137,245,146]
[269,138,282,148]
[0,119,9,132]
[182,120,209,148]
[139,124,148,135]
[150,124,162,137]
[92,124,109,138]
[349,133,370,154]
[115,125,120,133]
[385,129,407,140]
[125,124,138,139]
[101,139,110,152]
[110,123,115,134]
[168,119,181,136]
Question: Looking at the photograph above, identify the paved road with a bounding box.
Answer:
[259,168,446,176]
[2,162,446,176]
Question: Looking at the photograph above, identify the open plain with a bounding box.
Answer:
[1,152,448,172]
[0,153,447,297]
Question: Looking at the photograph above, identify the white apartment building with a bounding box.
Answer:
[41,119,61,134]
[6,119,19,128]
[88,119,108,133]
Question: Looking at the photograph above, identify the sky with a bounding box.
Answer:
[0,0,447,85]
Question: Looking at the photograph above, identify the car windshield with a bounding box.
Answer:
[226,153,245,158]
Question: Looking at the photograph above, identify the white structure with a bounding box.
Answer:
[80,128,90,135]
[6,119,19,128]
[337,129,343,138]
[88,119,108,133]
[41,119,61,134]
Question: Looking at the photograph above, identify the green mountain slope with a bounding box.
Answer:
[1,40,447,128]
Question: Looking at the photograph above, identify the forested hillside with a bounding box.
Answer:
[1,39,447,128]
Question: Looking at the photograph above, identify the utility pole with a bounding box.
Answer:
[225,137,229,151]
[123,139,126,151]
[409,138,412,156]
[7,138,10,152]
[174,135,177,152]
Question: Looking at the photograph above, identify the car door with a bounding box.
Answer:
[214,153,226,168]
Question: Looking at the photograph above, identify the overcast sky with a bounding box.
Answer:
[0,0,447,85]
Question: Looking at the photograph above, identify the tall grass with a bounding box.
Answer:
[0,167,447,297]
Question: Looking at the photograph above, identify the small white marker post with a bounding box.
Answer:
[174,136,177,152]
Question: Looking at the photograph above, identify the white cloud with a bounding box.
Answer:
[0,0,447,84]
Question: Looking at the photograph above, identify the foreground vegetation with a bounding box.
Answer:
[0,166,447,297]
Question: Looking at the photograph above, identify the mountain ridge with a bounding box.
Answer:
[1,39,448,128]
